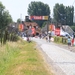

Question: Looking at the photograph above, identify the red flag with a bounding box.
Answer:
[19,24,24,31]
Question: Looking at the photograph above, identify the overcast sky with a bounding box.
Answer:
[0,0,75,22]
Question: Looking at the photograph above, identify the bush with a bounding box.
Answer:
[10,33,19,41]
[62,37,67,44]
[53,36,67,44]
[54,36,62,43]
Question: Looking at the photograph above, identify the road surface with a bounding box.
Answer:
[32,37,75,75]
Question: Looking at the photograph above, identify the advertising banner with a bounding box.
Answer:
[49,24,55,31]
[43,16,48,20]
[19,24,24,31]
[55,28,60,36]
[29,16,48,20]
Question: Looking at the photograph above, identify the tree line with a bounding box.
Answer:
[53,3,74,26]
[0,2,18,45]
[27,1,75,30]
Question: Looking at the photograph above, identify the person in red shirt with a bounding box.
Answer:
[72,37,74,46]
[71,33,74,46]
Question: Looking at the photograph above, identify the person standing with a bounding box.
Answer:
[67,37,71,48]
[49,33,51,42]
[46,36,48,42]
[71,33,74,46]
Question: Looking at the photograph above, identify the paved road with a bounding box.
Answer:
[32,37,75,75]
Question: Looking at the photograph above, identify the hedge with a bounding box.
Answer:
[53,36,67,44]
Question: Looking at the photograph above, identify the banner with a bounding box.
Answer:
[55,28,60,36]
[43,16,48,20]
[29,16,48,20]
[49,24,55,31]
[19,24,24,31]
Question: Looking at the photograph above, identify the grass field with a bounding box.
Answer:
[0,39,54,75]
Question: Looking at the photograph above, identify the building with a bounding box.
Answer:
[24,22,41,36]
[8,21,41,37]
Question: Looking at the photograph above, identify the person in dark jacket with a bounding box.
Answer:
[49,33,51,42]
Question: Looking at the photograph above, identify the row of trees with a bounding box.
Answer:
[0,2,13,30]
[27,1,74,27]
[27,1,50,27]
[0,2,18,45]
[53,3,74,26]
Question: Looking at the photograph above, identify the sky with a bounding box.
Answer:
[0,0,75,22]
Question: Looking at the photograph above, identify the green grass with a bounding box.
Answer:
[0,39,53,75]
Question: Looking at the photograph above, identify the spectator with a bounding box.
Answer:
[49,33,51,42]
[72,37,74,46]
[71,33,74,46]
[46,36,48,42]
[67,37,71,48]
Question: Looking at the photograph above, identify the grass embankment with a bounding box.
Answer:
[0,39,53,75]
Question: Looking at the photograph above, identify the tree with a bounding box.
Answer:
[17,18,21,23]
[70,25,75,32]
[0,2,13,30]
[2,10,13,29]
[53,3,74,26]
[53,3,65,25]
[0,2,13,45]
[27,1,50,27]
[65,6,74,26]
